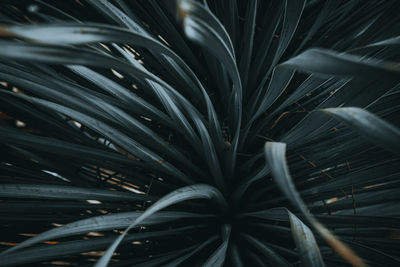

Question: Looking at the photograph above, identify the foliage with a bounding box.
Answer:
[0,0,399,266]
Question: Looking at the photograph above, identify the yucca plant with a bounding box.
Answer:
[0,0,399,266]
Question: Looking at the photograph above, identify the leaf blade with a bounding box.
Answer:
[321,107,400,155]
[264,142,367,267]
[95,184,227,266]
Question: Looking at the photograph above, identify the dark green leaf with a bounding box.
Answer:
[264,142,367,267]
[281,48,400,78]
[322,107,400,155]
[96,184,227,266]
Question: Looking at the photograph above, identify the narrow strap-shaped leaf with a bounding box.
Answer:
[273,0,306,64]
[248,0,283,92]
[247,66,294,127]
[280,48,400,77]
[164,235,219,267]
[271,76,337,117]
[0,39,201,141]
[217,0,239,51]
[0,24,213,125]
[240,207,290,222]
[264,142,367,267]
[294,0,340,54]
[238,0,257,88]
[176,0,240,108]
[177,0,242,178]
[202,225,231,267]
[179,1,241,116]
[2,91,193,184]
[241,202,374,267]
[114,44,224,181]
[0,225,202,266]
[77,93,206,176]
[264,142,309,214]
[344,240,400,266]
[229,241,244,267]
[254,0,306,93]
[1,211,206,254]
[245,0,305,132]
[0,71,203,175]
[0,127,135,165]
[232,165,270,202]
[95,184,227,267]
[112,44,224,183]
[289,212,325,267]
[178,0,235,56]
[0,40,210,153]
[69,65,172,126]
[87,0,150,36]
[4,22,207,106]
[276,79,383,149]
[0,184,151,201]
[131,247,196,267]
[241,233,291,266]
[322,107,400,155]
[367,35,400,47]
[143,0,207,75]
[241,210,325,264]
[0,23,219,111]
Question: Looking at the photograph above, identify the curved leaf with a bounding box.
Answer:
[2,91,193,184]
[202,225,231,267]
[264,142,367,267]
[1,211,207,254]
[0,184,151,202]
[241,233,291,266]
[0,225,202,266]
[288,212,325,267]
[322,107,400,155]
[96,184,227,266]
[281,48,400,77]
